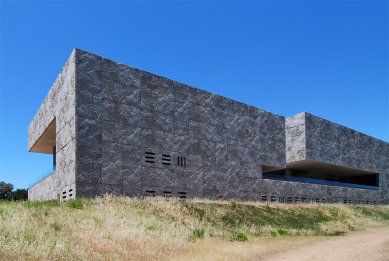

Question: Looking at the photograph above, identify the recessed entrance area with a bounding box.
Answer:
[262,160,379,190]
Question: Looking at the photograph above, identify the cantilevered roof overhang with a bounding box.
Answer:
[28,119,56,154]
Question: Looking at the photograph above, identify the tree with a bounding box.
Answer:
[0,181,14,200]
[12,189,28,200]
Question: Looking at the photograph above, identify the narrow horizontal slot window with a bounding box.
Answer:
[178,191,187,198]
[162,153,172,165]
[145,151,156,164]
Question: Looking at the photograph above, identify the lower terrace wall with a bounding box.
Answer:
[28,172,76,201]
[28,173,58,201]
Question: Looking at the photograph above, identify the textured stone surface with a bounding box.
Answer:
[286,112,389,203]
[29,49,389,204]
[28,50,77,201]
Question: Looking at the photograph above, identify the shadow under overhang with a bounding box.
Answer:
[286,160,377,177]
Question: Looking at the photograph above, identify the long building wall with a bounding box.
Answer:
[74,49,286,199]
[28,49,389,203]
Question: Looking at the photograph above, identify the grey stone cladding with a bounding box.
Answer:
[286,112,389,203]
[28,49,389,204]
[28,50,76,200]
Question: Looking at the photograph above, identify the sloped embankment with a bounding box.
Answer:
[1,196,388,260]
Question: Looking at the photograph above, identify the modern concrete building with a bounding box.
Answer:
[28,49,389,204]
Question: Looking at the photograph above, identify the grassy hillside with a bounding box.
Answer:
[1,196,389,260]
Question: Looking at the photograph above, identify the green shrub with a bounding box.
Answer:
[229,201,237,209]
[146,225,157,232]
[50,222,62,231]
[278,228,288,236]
[183,204,206,221]
[23,200,60,208]
[270,231,277,237]
[228,232,248,241]
[221,212,243,228]
[192,207,205,221]
[188,228,205,241]
[66,199,83,209]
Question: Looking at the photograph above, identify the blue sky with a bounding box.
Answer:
[0,1,388,189]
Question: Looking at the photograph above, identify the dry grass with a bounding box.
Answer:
[0,196,388,261]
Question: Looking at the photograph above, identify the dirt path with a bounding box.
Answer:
[259,227,389,261]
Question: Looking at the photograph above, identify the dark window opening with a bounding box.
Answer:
[53,146,56,171]
[262,167,379,190]
[177,156,186,167]
[145,190,156,197]
[162,191,172,197]
[178,191,187,199]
